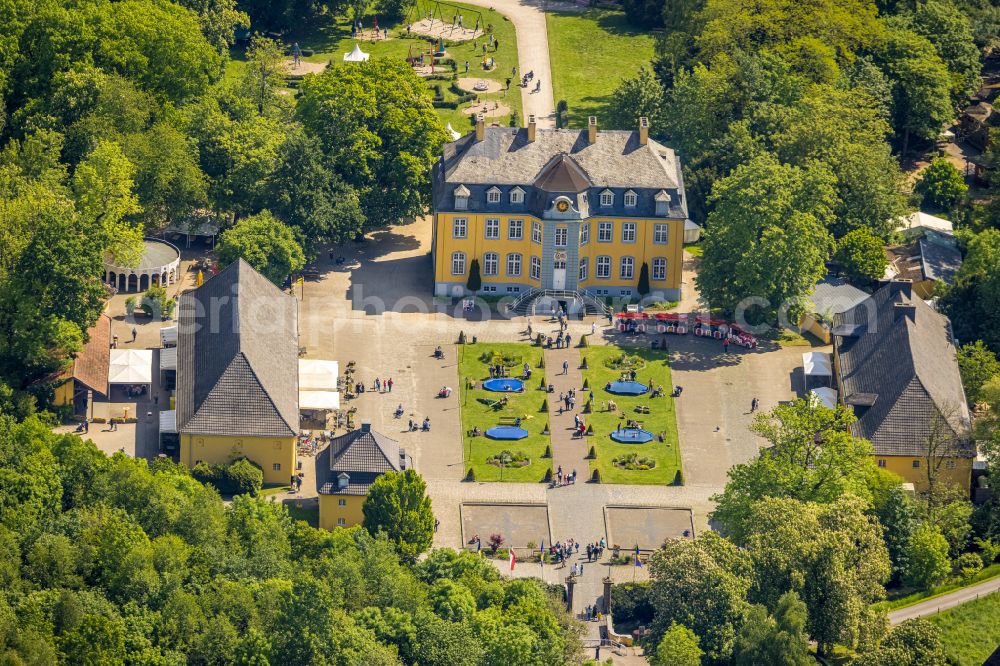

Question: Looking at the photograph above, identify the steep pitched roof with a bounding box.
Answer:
[176,259,298,438]
[71,313,112,395]
[833,283,972,458]
[317,425,411,495]
[533,153,593,192]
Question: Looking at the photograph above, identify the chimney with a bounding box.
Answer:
[639,116,649,146]
[361,422,371,433]
[885,278,913,299]
[587,116,598,144]
[527,114,536,142]
[475,114,485,142]
[894,301,917,322]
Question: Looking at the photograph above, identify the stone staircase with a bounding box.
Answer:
[507,289,612,318]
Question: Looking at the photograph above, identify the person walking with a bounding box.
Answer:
[131,327,137,342]
[562,360,569,375]
[566,334,571,348]
[465,60,469,73]
[591,322,597,335]
[387,378,394,393]
[751,397,759,412]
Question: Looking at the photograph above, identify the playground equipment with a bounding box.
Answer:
[411,0,484,39]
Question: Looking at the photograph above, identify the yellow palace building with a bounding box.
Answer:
[431,115,689,304]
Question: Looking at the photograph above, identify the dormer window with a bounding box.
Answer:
[454,184,470,210]
[654,190,671,216]
[510,187,525,204]
[599,190,614,207]
[486,187,501,204]
[337,472,350,490]
[624,190,637,207]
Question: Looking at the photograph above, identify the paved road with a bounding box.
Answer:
[888,576,1000,625]
[458,0,557,126]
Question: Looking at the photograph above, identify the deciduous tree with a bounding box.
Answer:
[215,211,305,285]
[363,469,435,562]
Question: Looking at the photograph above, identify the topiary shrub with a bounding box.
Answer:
[672,470,684,486]
[586,424,594,436]
[591,469,601,483]
[124,296,137,316]
[540,399,548,412]
[543,444,551,458]
[542,421,550,434]
[465,468,476,482]
[538,356,545,369]
[583,400,592,414]
[581,358,589,370]
[582,377,589,389]
[458,331,467,344]
[587,446,596,459]
[579,334,589,348]
[543,467,553,482]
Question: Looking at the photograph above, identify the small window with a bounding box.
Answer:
[877,459,886,468]
[600,190,614,207]
[580,223,590,245]
[555,227,568,247]
[485,218,500,239]
[596,256,611,279]
[912,460,921,468]
[483,252,499,276]
[272,463,281,471]
[531,221,542,244]
[621,289,632,296]
[338,499,347,506]
[506,286,520,293]
[598,222,613,243]
[451,252,466,275]
[508,219,524,240]
[337,518,347,526]
[622,223,636,243]
[483,285,497,292]
[579,258,589,281]
[530,256,541,280]
[510,188,524,204]
[506,253,522,277]
[653,224,669,244]
[452,218,467,239]
[487,187,501,204]
[946,460,956,469]
[620,256,634,280]
[652,257,667,281]
[624,191,637,207]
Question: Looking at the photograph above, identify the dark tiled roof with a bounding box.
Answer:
[808,278,870,317]
[176,259,298,438]
[833,282,973,458]
[71,313,111,395]
[317,426,411,495]
[534,153,593,192]
[918,230,962,283]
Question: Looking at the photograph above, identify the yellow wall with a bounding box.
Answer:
[54,379,74,407]
[180,433,296,485]
[319,493,366,530]
[873,455,972,493]
[433,213,684,291]
[799,314,832,344]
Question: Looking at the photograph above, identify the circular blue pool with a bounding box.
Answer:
[485,426,529,440]
[483,378,525,392]
[606,380,648,395]
[611,428,654,444]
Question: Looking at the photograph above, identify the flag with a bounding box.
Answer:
[634,544,642,567]
[509,548,516,571]
[539,540,544,565]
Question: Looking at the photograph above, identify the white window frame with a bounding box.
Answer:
[337,518,347,526]
[338,499,347,506]
[554,227,568,247]
[485,218,500,239]
[452,218,467,239]
[596,255,611,279]
[597,222,613,243]
[579,257,589,281]
[451,252,466,276]
[652,257,666,281]
[580,223,590,245]
[620,256,634,280]
[600,190,614,207]
[531,221,542,244]
[624,190,638,207]
[510,188,525,204]
[508,219,524,240]
[483,252,499,276]
[486,187,501,204]
[530,256,541,280]
[622,222,636,243]
[506,253,522,277]
[653,223,669,244]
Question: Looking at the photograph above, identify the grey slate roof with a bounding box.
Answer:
[176,259,299,438]
[833,281,973,458]
[317,424,411,495]
[808,278,870,318]
[918,229,962,283]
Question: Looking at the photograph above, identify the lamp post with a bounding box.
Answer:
[500,451,511,482]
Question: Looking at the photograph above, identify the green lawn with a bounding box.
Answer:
[459,343,552,483]
[545,9,655,128]
[228,4,522,131]
[877,564,1000,611]
[929,591,1000,666]
[580,345,681,484]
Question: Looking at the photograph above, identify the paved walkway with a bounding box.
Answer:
[888,576,1000,625]
[544,344,588,477]
[458,0,557,126]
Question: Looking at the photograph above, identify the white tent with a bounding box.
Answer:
[684,219,702,244]
[159,410,177,434]
[896,211,953,235]
[802,351,832,392]
[159,346,177,372]
[809,387,838,410]
[160,325,177,347]
[299,390,341,411]
[108,349,153,384]
[344,43,370,62]
[445,123,462,141]
[299,359,339,390]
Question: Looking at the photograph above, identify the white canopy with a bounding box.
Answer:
[299,359,339,390]
[684,219,702,244]
[445,123,462,141]
[809,387,838,410]
[159,409,177,434]
[160,325,177,347]
[299,390,341,411]
[344,43,370,62]
[108,349,153,384]
[159,346,176,372]
[802,351,832,377]
[897,211,954,235]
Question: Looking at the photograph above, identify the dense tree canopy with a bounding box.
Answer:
[215,211,306,284]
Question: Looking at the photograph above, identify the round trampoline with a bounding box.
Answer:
[485,426,529,440]
[611,429,655,444]
[606,380,649,395]
[483,378,525,392]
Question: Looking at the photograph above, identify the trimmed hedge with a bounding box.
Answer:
[192,458,264,496]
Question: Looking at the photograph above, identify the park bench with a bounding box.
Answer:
[634,405,651,414]
[498,416,519,425]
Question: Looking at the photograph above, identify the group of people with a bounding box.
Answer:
[407,417,431,432]
[546,331,571,349]
[558,389,577,414]
[487,363,509,378]
[618,419,641,431]
[353,377,394,394]
[586,538,608,562]
[555,465,578,485]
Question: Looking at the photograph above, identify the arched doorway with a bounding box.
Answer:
[139,274,149,291]
[127,274,138,292]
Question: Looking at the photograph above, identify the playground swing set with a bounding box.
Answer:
[409,0,485,39]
